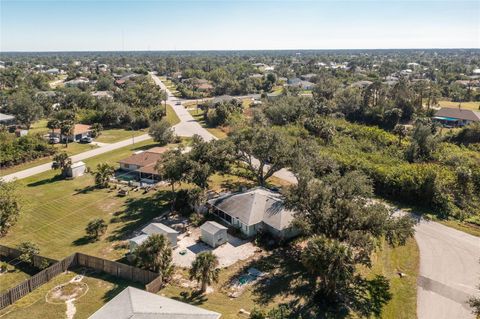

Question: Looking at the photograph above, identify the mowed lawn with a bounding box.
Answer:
[95,129,145,143]
[1,139,170,260]
[187,108,228,139]
[437,100,480,111]
[0,269,142,318]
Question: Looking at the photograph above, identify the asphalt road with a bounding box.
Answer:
[152,73,480,318]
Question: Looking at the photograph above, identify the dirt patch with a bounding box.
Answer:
[46,282,88,304]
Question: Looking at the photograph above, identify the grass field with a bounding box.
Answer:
[95,129,145,143]
[0,258,32,294]
[0,268,142,318]
[1,139,168,260]
[437,100,480,111]
[165,104,181,126]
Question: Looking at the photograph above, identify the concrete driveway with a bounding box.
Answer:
[172,227,256,268]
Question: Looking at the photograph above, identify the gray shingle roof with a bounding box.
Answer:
[200,221,227,235]
[208,187,295,230]
[89,286,221,319]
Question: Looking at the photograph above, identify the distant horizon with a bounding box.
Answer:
[1,0,478,52]
[1,47,479,54]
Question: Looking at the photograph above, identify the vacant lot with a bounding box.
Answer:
[0,268,141,319]
[188,108,228,139]
[95,129,145,144]
[437,100,480,111]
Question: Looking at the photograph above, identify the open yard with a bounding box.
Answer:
[0,258,32,294]
[0,139,171,260]
[160,237,418,319]
[188,108,229,139]
[94,129,145,144]
[0,268,142,319]
[437,100,480,111]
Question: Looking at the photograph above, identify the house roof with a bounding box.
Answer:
[53,124,92,135]
[0,113,15,122]
[70,161,85,169]
[118,151,163,167]
[208,187,295,230]
[142,223,179,236]
[201,221,228,235]
[89,286,221,319]
[435,108,480,122]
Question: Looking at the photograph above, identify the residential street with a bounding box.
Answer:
[152,73,480,319]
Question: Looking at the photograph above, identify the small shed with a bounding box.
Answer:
[129,234,149,252]
[66,161,86,178]
[200,221,228,248]
[142,223,179,248]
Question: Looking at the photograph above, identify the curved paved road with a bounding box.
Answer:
[152,73,480,318]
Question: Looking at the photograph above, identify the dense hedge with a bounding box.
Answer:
[0,133,56,168]
[323,119,480,219]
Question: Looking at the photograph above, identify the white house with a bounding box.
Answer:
[66,161,86,178]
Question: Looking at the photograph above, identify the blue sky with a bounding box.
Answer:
[1,0,479,51]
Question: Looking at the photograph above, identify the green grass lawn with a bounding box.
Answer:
[435,219,480,237]
[1,139,169,260]
[0,268,142,318]
[187,108,228,139]
[362,238,419,319]
[166,104,180,126]
[0,258,32,294]
[95,129,145,144]
[437,100,480,111]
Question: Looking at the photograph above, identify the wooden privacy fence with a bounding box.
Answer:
[0,246,161,310]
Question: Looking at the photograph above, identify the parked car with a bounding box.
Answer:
[80,136,93,143]
[175,101,181,105]
[49,137,60,144]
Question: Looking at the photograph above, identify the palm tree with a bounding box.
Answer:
[135,234,173,284]
[94,163,115,188]
[60,120,74,148]
[189,251,219,293]
[52,152,71,176]
[46,118,60,136]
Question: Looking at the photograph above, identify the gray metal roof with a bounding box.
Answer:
[200,221,227,235]
[129,234,149,246]
[435,108,480,122]
[89,286,221,319]
[208,187,295,230]
[142,223,179,236]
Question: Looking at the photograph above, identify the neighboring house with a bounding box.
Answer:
[45,68,60,75]
[210,95,238,105]
[351,80,373,89]
[433,107,480,127]
[207,187,299,239]
[194,79,214,92]
[91,91,114,99]
[300,73,316,81]
[129,222,179,251]
[287,79,315,90]
[118,147,167,183]
[200,221,228,248]
[89,286,221,319]
[287,78,302,85]
[52,124,92,142]
[0,113,16,126]
[64,77,89,87]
